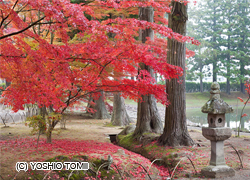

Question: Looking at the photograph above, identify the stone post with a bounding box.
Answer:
[201,82,235,178]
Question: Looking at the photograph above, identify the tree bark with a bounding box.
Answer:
[133,7,163,137]
[89,91,111,119]
[226,78,230,95]
[240,80,245,94]
[212,0,217,83]
[226,34,231,95]
[158,2,194,146]
[5,81,11,88]
[111,93,132,126]
[239,60,245,94]
[199,64,203,93]
[200,77,203,93]
[46,128,52,143]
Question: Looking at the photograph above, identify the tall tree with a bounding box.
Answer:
[158,1,194,146]
[207,0,223,82]
[188,0,223,83]
[133,6,163,137]
[234,0,250,93]
[186,3,212,92]
[219,0,238,94]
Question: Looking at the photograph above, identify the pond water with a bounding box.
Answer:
[187,107,250,132]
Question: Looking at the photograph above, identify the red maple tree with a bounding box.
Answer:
[0,0,198,113]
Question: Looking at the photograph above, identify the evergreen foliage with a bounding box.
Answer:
[187,0,250,93]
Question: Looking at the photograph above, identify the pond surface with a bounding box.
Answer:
[186,106,250,132]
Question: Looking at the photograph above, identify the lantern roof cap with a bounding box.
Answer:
[201,82,233,114]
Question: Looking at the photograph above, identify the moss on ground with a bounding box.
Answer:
[117,133,190,168]
[103,122,116,127]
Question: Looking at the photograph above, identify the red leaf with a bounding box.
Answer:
[237,97,244,102]
[242,113,248,117]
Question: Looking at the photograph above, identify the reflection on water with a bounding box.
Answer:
[187,113,250,132]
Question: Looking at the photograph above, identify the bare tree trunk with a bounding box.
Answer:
[133,7,163,137]
[199,65,203,93]
[46,129,52,143]
[226,78,230,95]
[158,2,194,146]
[91,91,111,119]
[111,93,132,126]
[200,78,203,93]
[240,80,245,94]
[5,81,11,88]
[226,35,231,95]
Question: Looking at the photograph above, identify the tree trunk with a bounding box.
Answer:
[134,93,163,135]
[226,78,230,95]
[199,64,203,93]
[158,2,194,146]
[133,7,163,137]
[111,93,132,126]
[212,61,217,82]
[5,81,11,88]
[226,34,231,95]
[91,91,111,119]
[200,77,203,93]
[240,80,245,94]
[239,60,245,94]
[46,128,52,143]
[212,1,217,83]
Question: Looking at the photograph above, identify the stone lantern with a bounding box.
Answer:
[201,82,235,178]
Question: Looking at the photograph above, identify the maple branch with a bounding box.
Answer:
[3,3,29,29]
[15,3,28,14]
[0,54,26,58]
[16,7,34,14]
[61,89,105,114]
[0,10,3,25]
[0,16,45,40]
[36,21,62,25]
[3,19,13,29]
[67,57,104,68]
[61,82,141,114]
[87,60,113,87]
[61,88,82,113]
[97,84,140,93]
[60,58,125,113]
[0,0,19,28]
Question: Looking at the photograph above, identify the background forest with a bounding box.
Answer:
[186,0,250,94]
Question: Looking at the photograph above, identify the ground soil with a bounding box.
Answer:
[0,114,250,179]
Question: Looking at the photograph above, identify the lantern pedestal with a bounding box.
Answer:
[201,165,235,179]
[201,127,235,178]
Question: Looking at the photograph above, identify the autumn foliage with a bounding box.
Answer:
[237,79,250,136]
[0,0,198,112]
